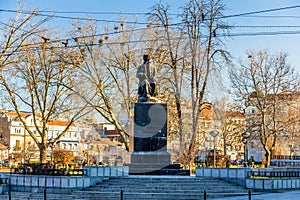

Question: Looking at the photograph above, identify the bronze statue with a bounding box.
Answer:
[136,55,156,102]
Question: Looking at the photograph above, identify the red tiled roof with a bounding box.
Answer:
[199,104,245,119]
[5,111,42,119]
[225,111,245,119]
[106,130,119,136]
[47,119,75,126]
[200,104,213,117]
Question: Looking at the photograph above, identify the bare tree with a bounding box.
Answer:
[274,94,300,157]
[149,2,187,150]
[0,5,49,69]
[23,142,38,164]
[0,3,86,163]
[182,0,230,148]
[212,100,246,156]
[53,148,75,165]
[149,0,230,169]
[0,31,88,163]
[229,49,299,166]
[69,21,146,151]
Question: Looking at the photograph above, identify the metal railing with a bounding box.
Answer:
[248,169,300,178]
[272,155,300,160]
[12,164,87,176]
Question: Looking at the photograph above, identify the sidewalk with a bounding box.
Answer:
[213,189,300,200]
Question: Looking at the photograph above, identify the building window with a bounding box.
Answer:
[15,140,21,150]
[14,128,21,134]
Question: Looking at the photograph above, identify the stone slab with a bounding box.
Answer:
[220,169,228,178]
[211,169,220,177]
[246,179,254,189]
[130,152,170,164]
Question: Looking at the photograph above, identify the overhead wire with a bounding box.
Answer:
[1,4,300,55]
[234,15,300,19]
[0,9,150,25]
[3,27,300,57]
[219,5,300,19]
[1,4,300,24]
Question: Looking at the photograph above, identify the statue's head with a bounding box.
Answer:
[143,54,150,63]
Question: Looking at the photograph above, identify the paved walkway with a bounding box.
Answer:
[213,189,300,200]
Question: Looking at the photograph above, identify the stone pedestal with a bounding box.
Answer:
[129,103,170,174]
[129,151,171,174]
[128,102,189,175]
[133,103,167,152]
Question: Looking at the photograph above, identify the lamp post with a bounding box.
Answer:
[242,131,251,167]
[48,138,55,167]
[209,130,219,168]
[85,139,91,166]
[7,147,10,171]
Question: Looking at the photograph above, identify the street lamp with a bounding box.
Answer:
[242,131,251,167]
[209,130,219,168]
[48,138,55,167]
[85,139,91,166]
[7,147,10,171]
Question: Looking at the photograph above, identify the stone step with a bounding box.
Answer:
[101,179,228,184]
[95,184,234,188]
[104,178,222,182]
[96,182,234,186]
[100,181,226,185]
[80,188,248,194]
[0,190,257,200]
[73,191,251,199]
[75,176,251,199]
[88,184,246,190]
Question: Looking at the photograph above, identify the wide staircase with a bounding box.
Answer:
[74,176,252,200]
[0,176,255,200]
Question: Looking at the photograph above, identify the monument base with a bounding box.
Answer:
[128,102,189,175]
[127,151,189,175]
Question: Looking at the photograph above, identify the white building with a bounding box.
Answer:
[47,119,81,156]
[0,111,81,162]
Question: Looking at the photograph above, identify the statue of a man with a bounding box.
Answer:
[136,55,156,102]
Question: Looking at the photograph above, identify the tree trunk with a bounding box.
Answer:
[223,140,227,156]
[39,145,47,164]
[265,148,271,167]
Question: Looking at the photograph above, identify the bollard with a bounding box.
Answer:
[44,189,47,200]
[248,189,251,200]
[203,190,206,200]
[120,190,123,200]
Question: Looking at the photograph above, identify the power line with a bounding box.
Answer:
[0,21,46,38]
[2,28,300,57]
[220,5,300,19]
[1,4,300,24]
[1,16,300,53]
[29,10,152,16]
[235,15,300,19]
[233,25,300,28]
[0,9,150,25]
[226,30,300,37]
[1,5,300,55]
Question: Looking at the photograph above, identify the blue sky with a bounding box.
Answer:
[1,0,300,73]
